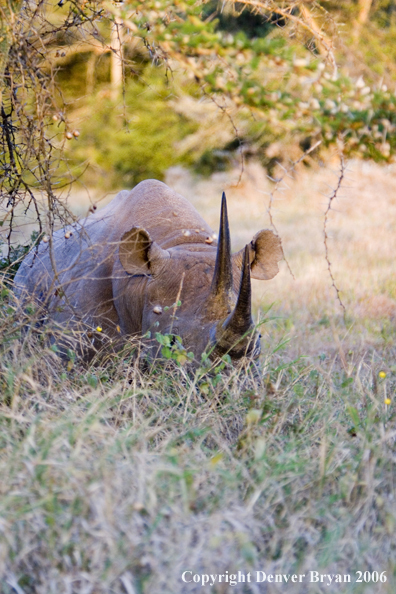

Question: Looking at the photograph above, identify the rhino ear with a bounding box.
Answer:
[119,227,169,275]
[233,229,283,280]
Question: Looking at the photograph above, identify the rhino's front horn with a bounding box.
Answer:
[214,245,255,357]
[209,192,233,301]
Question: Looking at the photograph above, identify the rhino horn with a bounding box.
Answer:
[209,192,233,301]
[214,245,254,356]
[224,244,253,335]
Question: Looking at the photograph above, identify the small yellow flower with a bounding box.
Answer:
[116,325,121,333]
[379,371,387,379]
[96,326,102,332]
[384,398,391,405]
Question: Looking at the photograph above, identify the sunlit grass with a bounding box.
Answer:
[1,273,396,593]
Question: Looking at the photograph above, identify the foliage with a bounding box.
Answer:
[155,330,195,365]
[326,0,396,81]
[65,69,199,188]
[2,0,396,225]
[101,0,396,169]
[59,0,396,181]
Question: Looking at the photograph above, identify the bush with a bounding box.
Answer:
[66,69,199,189]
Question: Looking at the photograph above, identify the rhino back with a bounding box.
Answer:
[91,179,214,248]
[14,225,114,320]
[14,180,213,333]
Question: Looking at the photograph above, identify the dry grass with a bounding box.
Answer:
[166,158,396,359]
[1,159,396,593]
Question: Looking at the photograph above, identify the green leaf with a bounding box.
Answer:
[161,346,172,359]
[156,332,171,347]
[176,351,189,365]
[346,406,360,428]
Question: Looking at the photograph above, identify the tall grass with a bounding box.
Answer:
[1,269,395,593]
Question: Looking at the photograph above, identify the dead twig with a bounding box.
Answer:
[266,139,322,280]
[203,90,245,188]
[323,154,346,311]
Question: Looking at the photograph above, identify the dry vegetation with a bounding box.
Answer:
[1,161,396,593]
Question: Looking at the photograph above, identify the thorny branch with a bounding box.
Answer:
[203,90,245,187]
[265,140,322,280]
[0,0,105,265]
[235,0,338,78]
[323,155,346,311]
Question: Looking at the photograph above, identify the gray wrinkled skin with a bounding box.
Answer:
[14,180,283,363]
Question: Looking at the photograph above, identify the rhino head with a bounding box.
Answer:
[116,193,283,363]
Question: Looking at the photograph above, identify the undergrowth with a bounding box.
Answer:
[0,270,396,594]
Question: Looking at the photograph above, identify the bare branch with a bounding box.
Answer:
[323,154,346,311]
[266,140,322,280]
[234,0,338,78]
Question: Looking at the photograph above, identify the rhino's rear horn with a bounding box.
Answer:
[210,191,233,299]
[224,244,253,335]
